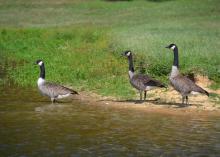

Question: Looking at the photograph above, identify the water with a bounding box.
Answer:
[1,86,220,157]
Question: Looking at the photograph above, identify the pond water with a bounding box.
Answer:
[0,85,220,157]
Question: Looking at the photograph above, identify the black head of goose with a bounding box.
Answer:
[35,60,78,103]
[122,51,166,101]
[165,44,209,105]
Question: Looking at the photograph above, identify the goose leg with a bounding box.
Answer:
[51,98,56,104]
[140,91,143,101]
[186,96,189,105]
[182,96,185,104]
[144,91,147,101]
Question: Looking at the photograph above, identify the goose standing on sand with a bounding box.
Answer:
[35,60,78,103]
[122,51,165,101]
[165,44,209,105]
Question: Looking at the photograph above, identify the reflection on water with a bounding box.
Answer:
[0,86,220,156]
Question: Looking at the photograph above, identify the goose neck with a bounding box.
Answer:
[173,47,179,67]
[39,64,45,79]
[128,55,135,73]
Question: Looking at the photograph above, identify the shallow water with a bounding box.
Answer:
[1,86,220,157]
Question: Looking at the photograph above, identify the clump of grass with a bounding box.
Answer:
[209,93,220,105]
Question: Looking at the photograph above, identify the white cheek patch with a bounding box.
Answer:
[126,51,131,56]
[38,61,43,66]
[171,45,176,50]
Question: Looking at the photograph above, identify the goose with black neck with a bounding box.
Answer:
[165,44,209,105]
[122,51,166,101]
[35,60,78,103]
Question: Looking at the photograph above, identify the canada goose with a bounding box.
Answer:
[122,51,165,101]
[165,44,209,105]
[35,60,78,103]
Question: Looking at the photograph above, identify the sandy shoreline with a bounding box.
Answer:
[73,75,220,116]
[75,88,220,117]
[38,75,219,116]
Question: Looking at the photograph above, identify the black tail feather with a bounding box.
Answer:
[204,90,209,97]
[195,85,209,97]
[159,84,167,88]
[74,91,79,95]
[198,88,209,97]
[71,90,79,95]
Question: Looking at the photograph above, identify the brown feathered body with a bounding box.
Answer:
[130,74,165,91]
[169,65,209,98]
[38,80,78,100]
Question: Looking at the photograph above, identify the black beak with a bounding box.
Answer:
[165,46,169,48]
[121,52,125,56]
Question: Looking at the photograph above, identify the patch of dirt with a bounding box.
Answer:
[73,75,220,116]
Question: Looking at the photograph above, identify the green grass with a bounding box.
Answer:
[0,28,135,98]
[0,0,220,98]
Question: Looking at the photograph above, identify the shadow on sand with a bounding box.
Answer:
[98,98,202,108]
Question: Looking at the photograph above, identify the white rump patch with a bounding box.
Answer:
[37,78,45,86]
[126,51,131,56]
[57,93,71,99]
[38,61,43,66]
[145,86,155,91]
[190,91,200,95]
[171,45,176,50]
[128,70,134,78]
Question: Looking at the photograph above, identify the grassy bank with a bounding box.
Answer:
[0,28,136,98]
[0,0,220,98]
